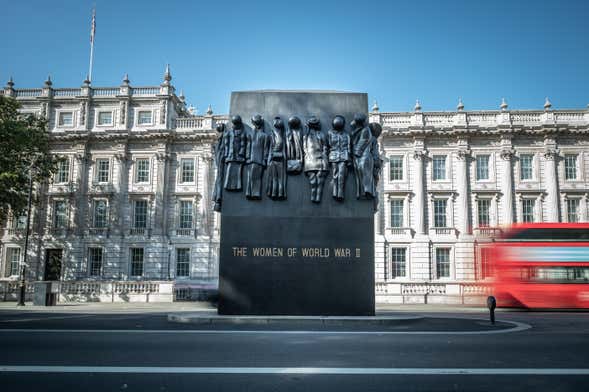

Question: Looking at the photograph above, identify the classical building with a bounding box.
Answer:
[1,71,588,303]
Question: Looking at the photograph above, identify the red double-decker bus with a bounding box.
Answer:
[491,223,589,309]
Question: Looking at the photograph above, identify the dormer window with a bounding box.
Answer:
[137,111,153,125]
[97,111,113,126]
[58,112,73,127]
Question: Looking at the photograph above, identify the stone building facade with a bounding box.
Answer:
[1,72,588,303]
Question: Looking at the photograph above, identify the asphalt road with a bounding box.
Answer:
[0,308,588,391]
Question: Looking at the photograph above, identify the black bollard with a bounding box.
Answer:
[487,296,497,325]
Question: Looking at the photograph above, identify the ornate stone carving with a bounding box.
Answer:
[119,100,127,125]
[303,116,328,203]
[155,152,169,162]
[245,115,270,200]
[160,100,167,125]
[456,148,471,160]
[266,116,287,200]
[500,148,515,161]
[79,101,86,126]
[543,147,560,160]
[413,149,428,160]
[327,115,351,201]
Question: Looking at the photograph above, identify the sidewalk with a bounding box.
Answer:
[0,301,491,314]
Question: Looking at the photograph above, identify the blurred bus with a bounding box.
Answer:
[491,223,589,309]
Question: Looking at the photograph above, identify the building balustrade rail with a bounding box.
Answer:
[473,227,503,237]
[378,109,589,129]
[375,281,494,305]
[0,281,175,303]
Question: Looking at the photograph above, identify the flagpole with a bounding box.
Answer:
[88,6,96,83]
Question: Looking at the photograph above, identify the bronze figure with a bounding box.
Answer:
[266,116,287,200]
[351,113,376,199]
[223,115,246,191]
[245,114,270,200]
[327,115,351,201]
[285,116,304,174]
[303,116,328,203]
[212,122,226,212]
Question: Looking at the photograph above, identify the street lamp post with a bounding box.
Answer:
[17,169,34,306]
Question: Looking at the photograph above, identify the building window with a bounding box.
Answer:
[58,112,73,127]
[389,248,406,279]
[137,111,152,125]
[93,200,108,228]
[53,200,68,228]
[522,199,535,223]
[88,247,103,277]
[13,214,27,230]
[520,154,533,180]
[389,156,403,181]
[97,111,113,126]
[6,248,21,277]
[390,199,403,228]
[135,158,150,183]
[96,159,110,183]
[436,248,451,279]
[133,200,148,229]
[180,159,195,183]
[433,199,447,227]
[477,199,490,227]
[432,156,446,181]
[55,158,70,183]
[480,247,493,279]
[567,199,580,223]
[476,155,490,181]
[565,154,578,180]
[179,201,194,229]
[130,248,144,277]
[176,248,190,277]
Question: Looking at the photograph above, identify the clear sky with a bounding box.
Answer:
[1,0,588,113]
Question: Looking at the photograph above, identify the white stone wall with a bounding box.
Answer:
[1,81,588,303]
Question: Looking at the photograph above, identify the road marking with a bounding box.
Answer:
[0,315,94,323]
[0,319,531,335]
[0,366,587,375]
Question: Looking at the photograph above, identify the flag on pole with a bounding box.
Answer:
[90,7,96,43]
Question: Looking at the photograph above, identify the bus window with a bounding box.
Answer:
[507,228,589,241]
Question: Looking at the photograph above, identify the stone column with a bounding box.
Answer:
[74,152,89,236]
[412,150,427,235]
[544,147,560,222]
[456,148,471,235]
[114,153,129,236]
[500,149,514,225]
[154,152,169,236]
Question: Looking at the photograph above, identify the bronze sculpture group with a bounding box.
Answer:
[213,113,382,212]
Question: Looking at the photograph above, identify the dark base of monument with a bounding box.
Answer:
[218,215,375,316]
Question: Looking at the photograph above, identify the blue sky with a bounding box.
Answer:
[1,0,588,113]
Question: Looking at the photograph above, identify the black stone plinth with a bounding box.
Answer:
[218,90,374,316]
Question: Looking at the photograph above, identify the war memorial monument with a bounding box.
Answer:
[215,91,381,315]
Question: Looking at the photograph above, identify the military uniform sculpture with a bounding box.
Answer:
[223,115,246,191]
[211,112,382,209]
[266,116,287,200]
[245,115,270,199]
[212,122,226,212]
[303,116,329,203]
[351,113,377,199]
[327,115,351,201]
[285,116,304,174]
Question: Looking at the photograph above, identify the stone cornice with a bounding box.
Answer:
[49,129,217,145]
